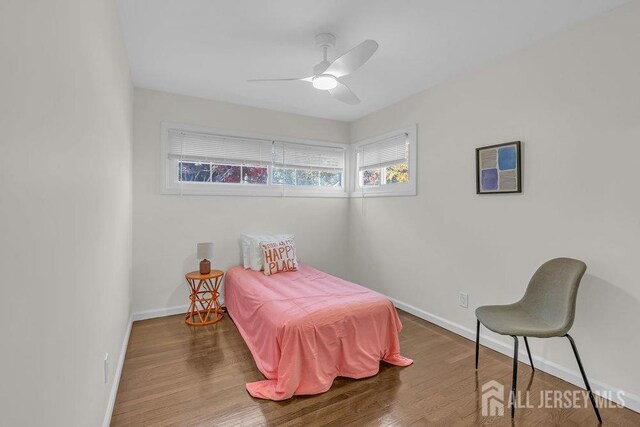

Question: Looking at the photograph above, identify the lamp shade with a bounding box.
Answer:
[197,242,214,260]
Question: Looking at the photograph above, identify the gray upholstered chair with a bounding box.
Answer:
[475,257,601,422]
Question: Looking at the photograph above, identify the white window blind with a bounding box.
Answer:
[273,143,345,172]
[161,123,349,197]
[350,125,417,197]
[358,133,409,171]
[168,130,346,170]
[168,129,273,166]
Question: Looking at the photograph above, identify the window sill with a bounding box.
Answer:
[349,187,417,198]
[161,185,349,198]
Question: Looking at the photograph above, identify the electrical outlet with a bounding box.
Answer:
[104,353,109,384]
[458,292,468,308]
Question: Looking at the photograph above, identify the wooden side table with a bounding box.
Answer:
[184,270,224,326]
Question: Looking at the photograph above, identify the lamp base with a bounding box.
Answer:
[199,259,211,275]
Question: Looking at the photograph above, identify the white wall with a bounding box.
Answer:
[0,1,132,426]
[132,88,350,313]
[348,1,640,405]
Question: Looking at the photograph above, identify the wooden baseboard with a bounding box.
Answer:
[132,304,190,321]
[132,298,227,322]
[102,314,133,427]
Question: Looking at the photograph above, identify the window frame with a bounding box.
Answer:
[349,125,417,197]
[161,122,350,198]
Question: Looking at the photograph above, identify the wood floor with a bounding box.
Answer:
[111,310,639,426]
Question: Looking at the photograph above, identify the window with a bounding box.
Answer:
[351,125,417,197]
[177,162,268,184]
[161,123,348,197]
[271,143,344,189]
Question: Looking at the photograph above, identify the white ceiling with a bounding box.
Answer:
[117,0,630,122]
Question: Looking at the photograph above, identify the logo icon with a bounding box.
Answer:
[482,380,505,416]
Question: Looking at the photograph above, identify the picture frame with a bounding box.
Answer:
[476,141,522,194]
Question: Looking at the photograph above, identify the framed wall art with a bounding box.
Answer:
[476,141,521,194]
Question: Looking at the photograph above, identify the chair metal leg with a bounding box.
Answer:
[566,334,602,423]
[511,336,519,418]
[475,319,480,369]
[523,337,535,372]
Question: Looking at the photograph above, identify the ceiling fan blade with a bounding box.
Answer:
[324,40,378,78]
[247,76,313,82]
[328,81,360,105]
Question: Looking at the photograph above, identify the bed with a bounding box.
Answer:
[225,263,413,401]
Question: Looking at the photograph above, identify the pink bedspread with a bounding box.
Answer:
[225,264,412,400]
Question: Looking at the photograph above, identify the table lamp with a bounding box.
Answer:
[197,242,214,274]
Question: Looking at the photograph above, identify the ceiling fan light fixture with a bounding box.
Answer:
[248,36,377,105]
[312,74,337,90]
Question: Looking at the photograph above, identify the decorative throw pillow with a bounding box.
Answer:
[240,233,294,271]
[260,238,298,276]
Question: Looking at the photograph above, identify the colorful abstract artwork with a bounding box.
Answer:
[476,141,521,194]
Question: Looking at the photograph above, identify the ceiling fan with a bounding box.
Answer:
[247,33,378,105]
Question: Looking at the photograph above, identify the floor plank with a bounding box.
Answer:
[111,310,639,426]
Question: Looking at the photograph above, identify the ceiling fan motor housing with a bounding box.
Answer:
[315,33,336,49]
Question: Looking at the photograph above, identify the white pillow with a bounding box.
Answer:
[240,233,294,271]
[240,238,251,269]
